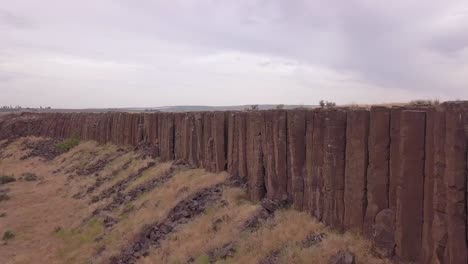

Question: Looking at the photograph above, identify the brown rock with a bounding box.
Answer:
[322,110,346,229]
[287,110,307,210]
[307,111,325,220]
[395,110,426,262]
[262,110,288,201]
[246,111,265,201]
[372,208,395,258]
[364,106,390,236]
[328,250,355,264]
[443,105,468,264]
[344,109,369,232]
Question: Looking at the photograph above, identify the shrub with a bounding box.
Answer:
[0,175,15,185]
[22,172,38,181]
[2,230,15,241]
[56,136,80,152]
[409,99,440,106]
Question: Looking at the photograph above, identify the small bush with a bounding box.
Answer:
[409,99,440,106]
[319,100,336,108]
[56,136,80,152]
[22,172,38,181]
[0,194,10,202]
[2,230,15,241]
[0,175,15,185]
[245,105,259,111]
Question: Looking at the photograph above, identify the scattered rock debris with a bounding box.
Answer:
[110,183,224,264]
[22,172,38,181]
[329,250,356,264]
[20,139,65,160]
[89,161,156,204]
[241,198,289,231]
[0,175,15,185]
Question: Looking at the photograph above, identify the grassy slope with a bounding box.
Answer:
[0,138,389,264]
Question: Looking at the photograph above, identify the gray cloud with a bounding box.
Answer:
[0,0,467,108]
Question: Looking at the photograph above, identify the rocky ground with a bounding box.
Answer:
[0,137,391,264]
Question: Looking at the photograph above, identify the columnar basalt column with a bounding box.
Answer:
[395,110,426,262]
[304,111,314,212]
[364,106,390,235]
[443,104,468,264]
[212,112,226,172]
[262,110,288,201]
[431,110,448,263]
[421,108,435,264]
[322,110,347,230]
[287,110,307,210]
[236,112,248,181]
[227,112,239,177]
[307,110,325,220]
[158,113,175,161]
[344,109,369,232]
[246,111,265,202]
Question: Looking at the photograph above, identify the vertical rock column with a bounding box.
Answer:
[203,112,214,171]
[322,110,347,229]
[287,110,306,210]
[364,106,390,235]
[236,112,248,181]
[227,112,239,177]
[304,111,314,212]
[431,110,447,263]
[262,110,288,201]
[194,112,204,168]
[212,112,226,172]
[246,111,265,202]
[389,107,402,211]
[307,110,325,220]
[158,113,175,161]
[395,110,426,262]
[421,108,435,263]
[344,109,369,231]
[444,104,467,264]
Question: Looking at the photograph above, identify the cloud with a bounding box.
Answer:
[0,0,467,107]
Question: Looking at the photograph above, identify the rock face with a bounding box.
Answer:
[395,110,426,262]
[364,106,390,236]
[372,209,395,258]
[1,101,468,263]
[329,250,355,264]
[344,110,369,232]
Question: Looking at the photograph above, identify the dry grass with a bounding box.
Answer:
[0,137,389,264]
[142,187,259,263]
[125,161,173,190]
[93,169,229,263]
[220,210,325,264]
[279,231,392,264]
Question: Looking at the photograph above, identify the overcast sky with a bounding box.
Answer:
[1,0,467,108]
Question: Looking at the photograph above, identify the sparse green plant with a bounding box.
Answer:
[409,99,440,106]
[22,172,38,181]
[0,194,10,202]
[195,254,210,264]
[319,100,336,108]
[0,175,15,185]
[245,105,259,111]
[2,230,15,241]
[56,136,80,152]
[319,100,325,108]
